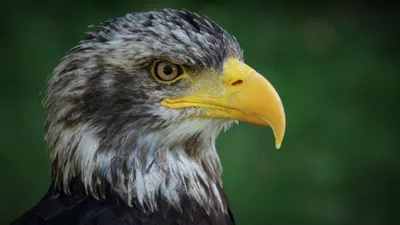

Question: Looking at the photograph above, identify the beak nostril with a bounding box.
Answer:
[231,80,244,86]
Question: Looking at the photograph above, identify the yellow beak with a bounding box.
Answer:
[161,58,286,149]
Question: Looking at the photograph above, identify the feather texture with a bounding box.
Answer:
[12,9,243,224]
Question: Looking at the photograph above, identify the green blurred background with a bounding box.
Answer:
[1,0,399,224]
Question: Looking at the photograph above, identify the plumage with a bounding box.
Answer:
[12,8,286,225]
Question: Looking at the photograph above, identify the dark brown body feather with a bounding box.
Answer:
[11,182,235,225]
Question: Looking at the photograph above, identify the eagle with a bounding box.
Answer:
[12,9,285,225]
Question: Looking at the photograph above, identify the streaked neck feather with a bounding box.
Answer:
[48,119,234,214]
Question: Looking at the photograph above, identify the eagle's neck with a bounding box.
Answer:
[48,119,232,214]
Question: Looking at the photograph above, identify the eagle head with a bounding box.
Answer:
[43,9,286,214]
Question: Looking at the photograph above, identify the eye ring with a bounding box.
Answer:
[154,61,183,82]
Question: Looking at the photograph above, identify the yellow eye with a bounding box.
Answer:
[154,61,183,81]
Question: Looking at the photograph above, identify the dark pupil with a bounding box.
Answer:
[163,65,174,75]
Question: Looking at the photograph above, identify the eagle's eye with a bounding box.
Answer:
[153,61,183,83]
